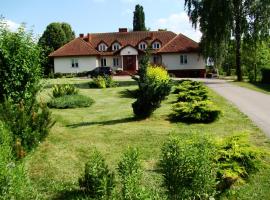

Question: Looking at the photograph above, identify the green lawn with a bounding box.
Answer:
[25,78,270,199]
[232,81,270,94]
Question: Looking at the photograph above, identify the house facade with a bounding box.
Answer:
[49,28,206,77]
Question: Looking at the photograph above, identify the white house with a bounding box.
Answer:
[49,28,206,77]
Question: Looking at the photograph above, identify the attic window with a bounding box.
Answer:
[112,43,121,51]
[152,41,161,49]
[98,43,107,52]
[138,42,147,50]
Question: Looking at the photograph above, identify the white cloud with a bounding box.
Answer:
[3,19,20,31]
[153,12,202,42]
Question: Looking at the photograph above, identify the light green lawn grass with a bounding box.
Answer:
[232,81,270,94]
[25,78,270,199]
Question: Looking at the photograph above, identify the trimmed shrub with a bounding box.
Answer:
[261,68,270,83]
[89,75,118,88]
[171,100,221,123]
[52,84,78,98]
[176,89,208,102]
[0,122,37,199]
[216,133,262,192]
[48,94,94,109]
[79,150,115,199]
[0,98,54,158]
[159,135,216,199]
[118,147,152,200]
[132,64,171,118]
[173,80,204,94]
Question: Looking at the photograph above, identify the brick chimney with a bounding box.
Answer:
[119,28,128,33]
[85,33,91,42]
[79,33,84,38]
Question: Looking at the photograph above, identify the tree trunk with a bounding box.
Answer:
[234,0,243,81]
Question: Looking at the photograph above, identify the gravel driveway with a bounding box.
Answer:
[200,79,270,137]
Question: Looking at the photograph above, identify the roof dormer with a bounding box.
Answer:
[98,42,108,52]
[112,41,121,51]
[138,41,147,50]
[152,40,161,49]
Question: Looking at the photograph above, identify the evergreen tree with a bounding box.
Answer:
[133,4,146,31]
[185,0,270,81]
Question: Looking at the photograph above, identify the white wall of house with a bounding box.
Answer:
[161,53,205,70]
[54,56,98,73]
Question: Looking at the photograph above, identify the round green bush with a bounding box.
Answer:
[48,94,94,109]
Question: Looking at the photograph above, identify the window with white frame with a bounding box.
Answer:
[112,43,121,51]
[180,55,188,64]
[101,58,107,67]
[71,58,79,68]
[153,55,161,64]
[98,43,107,52]
[138,42,147,50]
[152,41,161,49]
[113,57,119,67]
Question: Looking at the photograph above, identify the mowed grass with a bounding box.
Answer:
[25,78,270,199]
[232,81,270,94]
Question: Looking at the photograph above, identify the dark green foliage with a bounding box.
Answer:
[79,150,115,199]
[38,22,75,75]
[133,4,147,31]
[132,55,171,119]
[261,68,270,83]
[0,122,37,199]
[52,84,78,98]
[118,148,152,200]
[160,135,216,199]
[0,98,54,158]
[89,76,118,88]
[216,133,262,192]
[0,24,41,103]
[172,100,221,123]
[48,94,94,109]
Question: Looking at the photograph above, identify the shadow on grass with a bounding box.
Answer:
[52,189,88,200]
[44,82,90,89]
[244,82,270,93]
[116,80,137,87]
[66,117,138,128]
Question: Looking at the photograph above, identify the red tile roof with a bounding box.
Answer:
[49,38,99,57]
[158,34,199,53]
[49,31,199,57]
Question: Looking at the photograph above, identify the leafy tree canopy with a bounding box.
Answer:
[185,0,270,81]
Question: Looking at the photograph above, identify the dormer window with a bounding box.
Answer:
[152,41,161,49]
[138,42,147,50]
[112,43,121,51]
[98,43,107,52]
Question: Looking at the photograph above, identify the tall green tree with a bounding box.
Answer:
[38,22,75,75]
[185,0,270,81]
[133,4,147,31]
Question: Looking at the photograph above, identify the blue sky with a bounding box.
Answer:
[0,0,201,41]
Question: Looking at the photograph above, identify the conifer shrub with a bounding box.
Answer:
[159,134,216,199]
[171,100,221,123]
[132,60,171,118]
[79,150,115,199]
[117,147,152,200]
[52,84,78,98]
[89,75,118,88]
[216,133,262,192]
[0,97,54,158]
[0,122,37,199]
[48,94,94,109]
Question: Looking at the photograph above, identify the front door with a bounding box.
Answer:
[123,55,136,71]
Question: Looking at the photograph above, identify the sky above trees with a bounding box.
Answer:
[0,0,201,41]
